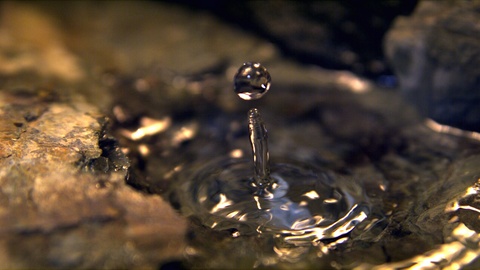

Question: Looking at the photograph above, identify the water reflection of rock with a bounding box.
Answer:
[0,1,479,269]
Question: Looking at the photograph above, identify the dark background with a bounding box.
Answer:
[159,0,419,85]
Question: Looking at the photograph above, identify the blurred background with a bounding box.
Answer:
[160,0,418,84]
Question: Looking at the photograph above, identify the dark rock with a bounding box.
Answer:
[163,0,419,80]
[384,1,480,131]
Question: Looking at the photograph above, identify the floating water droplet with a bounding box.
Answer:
[234,62,271,100]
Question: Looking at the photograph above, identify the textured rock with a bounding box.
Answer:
[384,1,480,131]
[0,91,186,269]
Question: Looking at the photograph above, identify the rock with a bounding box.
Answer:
[0,91,186,268]
[0,2,85,81]
[384,1,480,132]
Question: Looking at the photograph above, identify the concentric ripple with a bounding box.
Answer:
[171,157,370,244]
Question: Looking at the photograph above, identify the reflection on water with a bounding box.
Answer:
[110,66,480,269]
[425,119,480,142]
[170,157,372,245]
[358,223,479,269]
[359,179,480,269]
[120,116,171,141]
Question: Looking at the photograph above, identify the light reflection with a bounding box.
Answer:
[238,93,252,100]
[327,210,368,237]
[358,224,479,270]
[238,213,248,222]
[324,198,339,204]
[362,218,379,231]
[320,244,330,255]
[361,182,480,269]
[271,182,279,190]
[425,119,480,141]
[210,194,234,213]
[448,216,459,223]
[229,149,243,158]
[466,183,480,195]
[163,165,183,180]
[121,116,171,140]
[226,210,240,219]
[289,245,323,265]
[336,72,370,93]
[452,223,478,243]
[254,196,262,210]
[284,205,368,244]
[172,123,198,146]
[138,144,150,156]
[312,215,324,224]
[326,236,348,248]
[299,201,308,207]
[455,203,480,214]
[273,245,309,263]
[302,190,320,200]
[291,218,314,230]
[445,179,480,214]
[113,105,128,123]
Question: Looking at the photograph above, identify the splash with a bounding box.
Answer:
[169,62,370,245]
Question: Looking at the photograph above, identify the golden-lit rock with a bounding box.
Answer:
[0,90,186,268]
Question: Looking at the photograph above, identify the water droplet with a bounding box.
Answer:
[234,62,271,100]
[168,64,374,247]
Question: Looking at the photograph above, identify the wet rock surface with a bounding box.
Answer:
[0,1,479,269]
[385,1,480,132]
[0,91,186,269]
[0,2,190,267]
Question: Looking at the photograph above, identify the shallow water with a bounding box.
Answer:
[110,65,480,269]
[170,156,372,242]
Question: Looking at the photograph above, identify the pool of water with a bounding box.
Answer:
[110,64,480,269]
